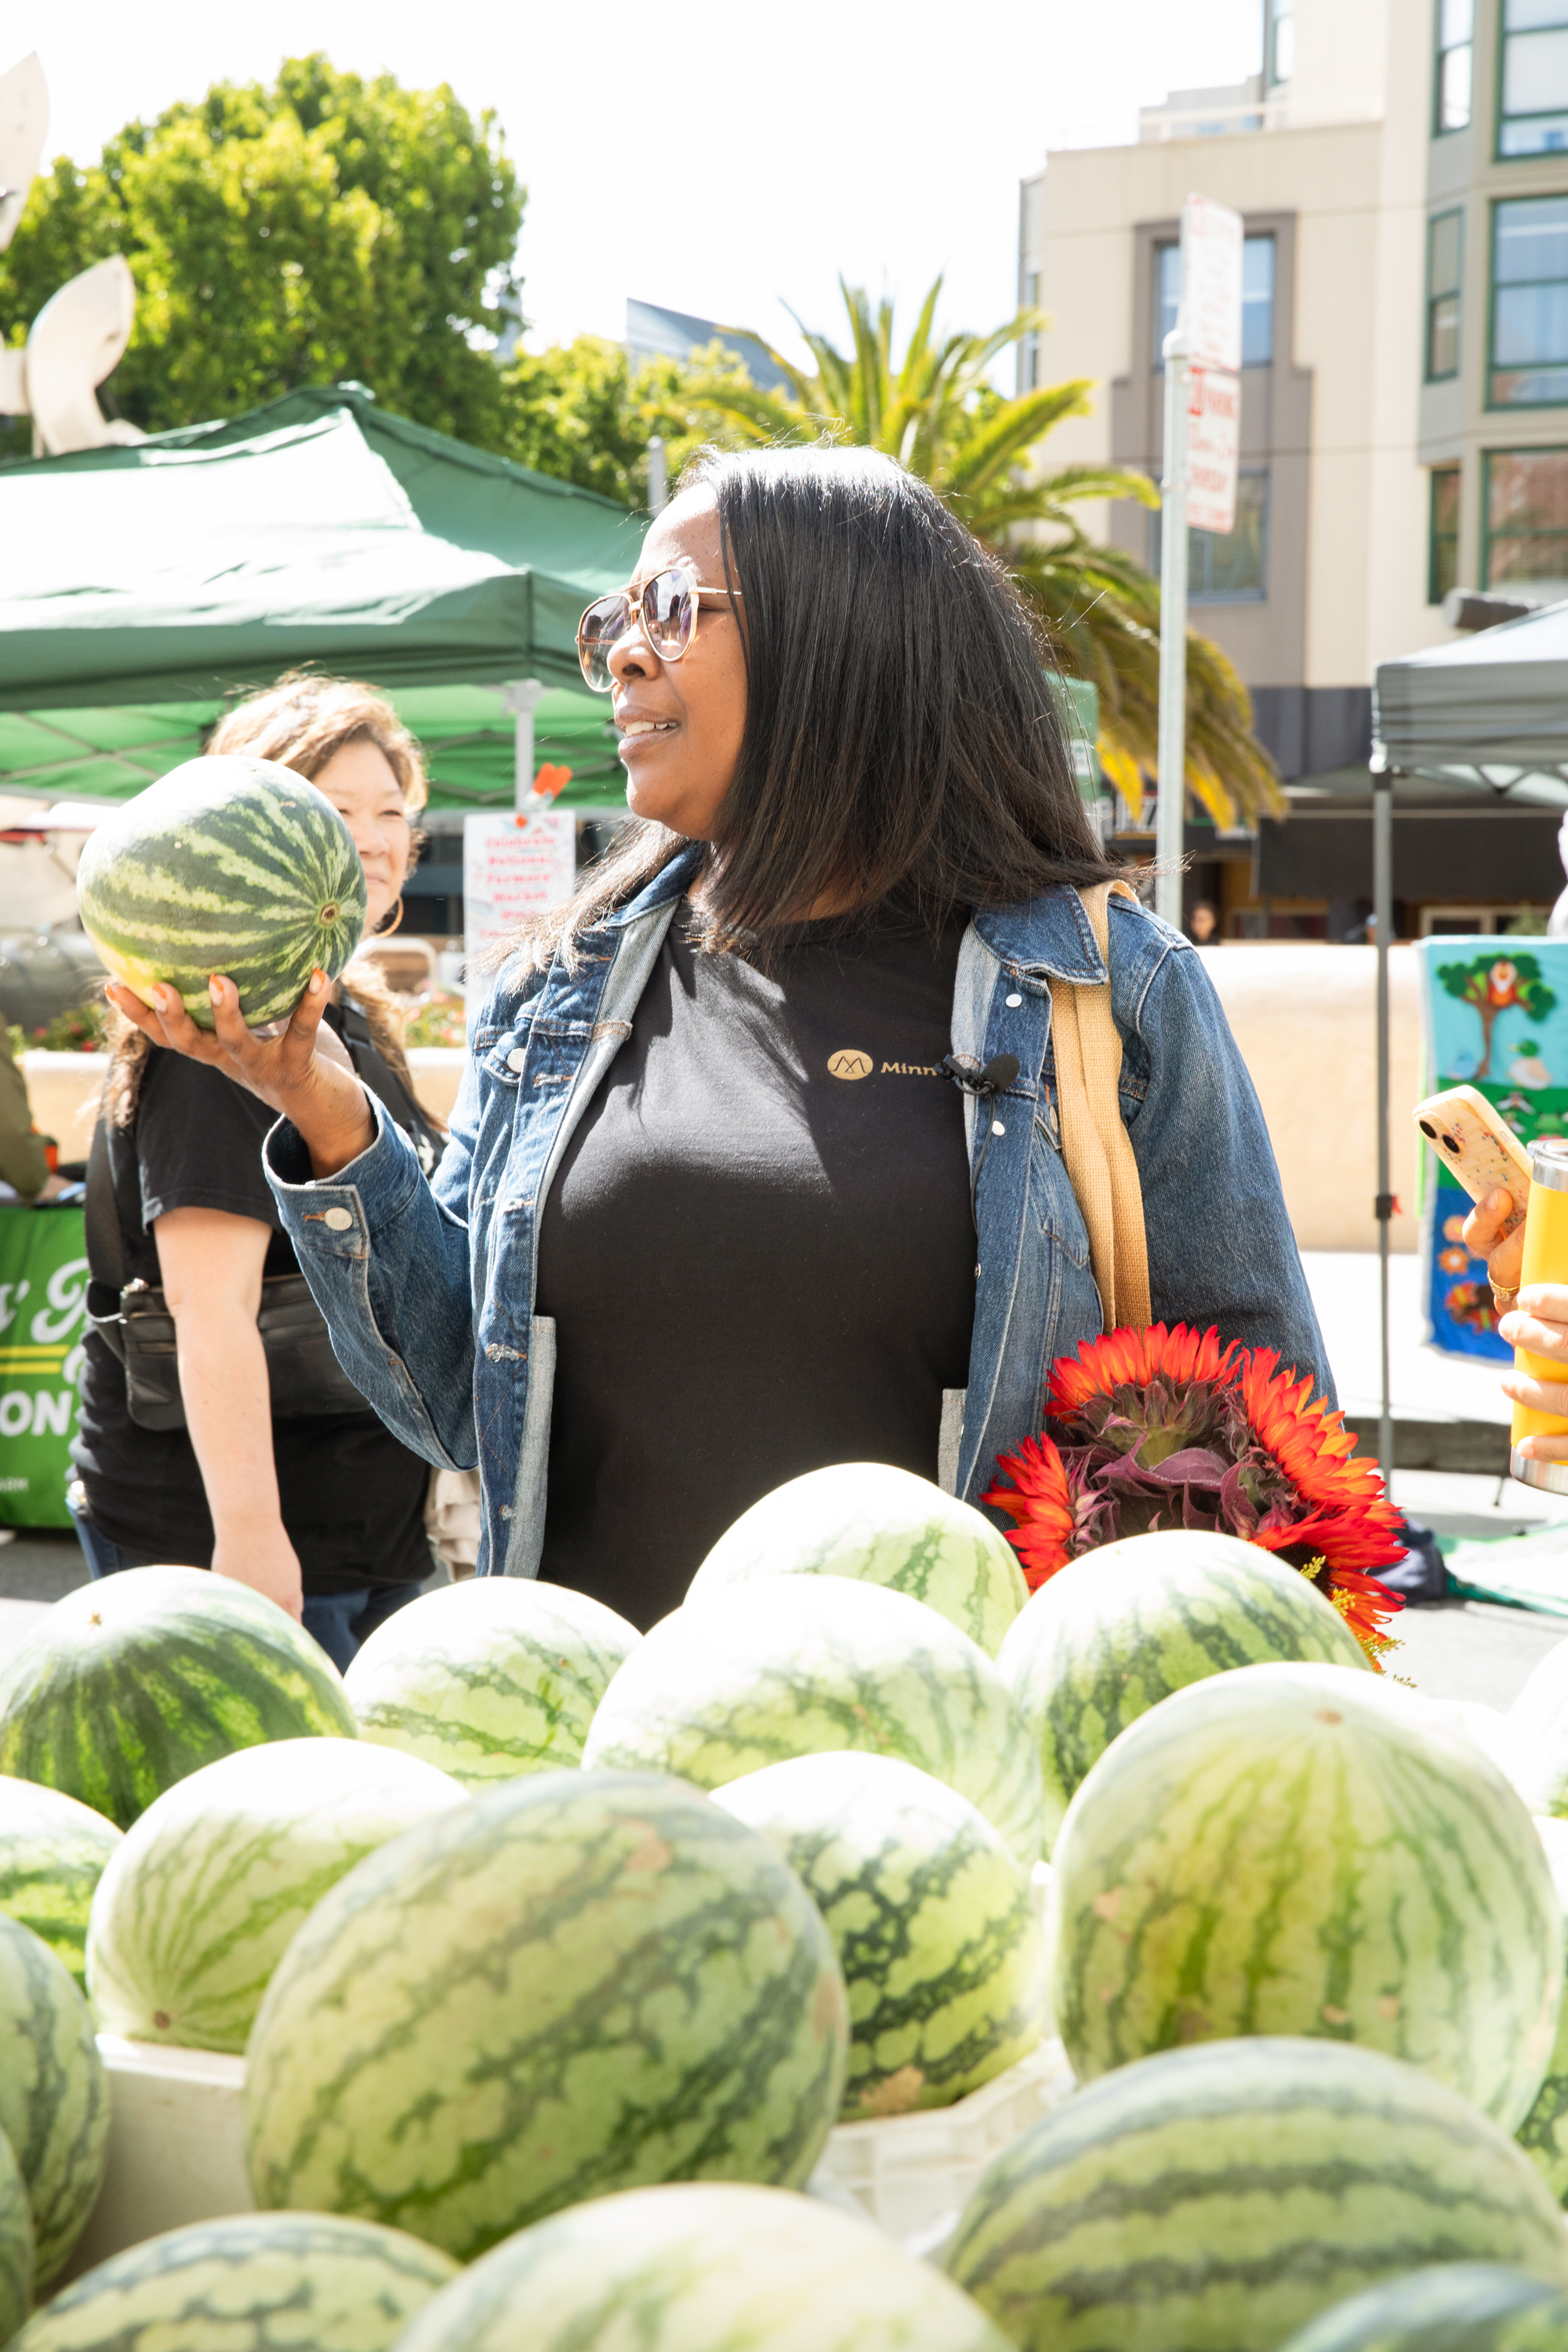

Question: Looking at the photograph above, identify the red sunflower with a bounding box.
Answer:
[983,1324,1406,1668]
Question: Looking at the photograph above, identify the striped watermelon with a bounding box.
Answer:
[713,1752,1041,2119]
[0,1566,358,1831]
[0,2128,32,2350]
[343,1580,641,1787]
[1049,1660,1563,2130]
[86,1737,467,2054]
[75,755,367,1030]
[1274,2263,1568,2350]
[583,1580,1045,1869]
[688,1464,1029,1656]
[393,2180,1012,2352]
[1511,1636,1568,1814]
[1516,1813,1568,2201]
[13,2211,459,2352]
[996,1530,1370,1853]
[0,1914,107,2288]
[0,1778,121,1992]
[943,2038,1568,2352]
[245,1769,850,2260]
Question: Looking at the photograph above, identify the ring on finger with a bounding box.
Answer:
[1493,1281,1519,1308]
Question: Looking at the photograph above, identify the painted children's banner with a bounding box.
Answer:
[1417,934,1568,1360]
[0,1204,85,1525]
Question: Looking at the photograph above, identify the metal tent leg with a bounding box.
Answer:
[1373,772,1394,1485]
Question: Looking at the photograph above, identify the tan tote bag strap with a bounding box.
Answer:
[1047,880,1152,1334]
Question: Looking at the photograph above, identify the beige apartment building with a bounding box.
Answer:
[1020,0,1568,935]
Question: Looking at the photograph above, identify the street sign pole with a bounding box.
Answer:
[1156,317,1190,931]
[1156,194,1243,934]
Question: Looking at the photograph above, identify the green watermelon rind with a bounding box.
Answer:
[1048,1660,1564,2132]
[0,1566,358,1831]
[0,1778,122,1992]
[583,1578,1046,1870]
[0,1915,108,2291]
[243,1769,851,2262]
[945,2038,1568,2352]
[996,1531,1371,1853]
[0,2125,34,2352]
[713,1752,1043,2120]
[344,1580,641,1786]
[13,2210,459,2352]
[391,2180,1012,2352]
[1271,2260,1568,2350]
[85,1737,467,2056]
[75,756,368,1032]
[688,1463,1029,1656]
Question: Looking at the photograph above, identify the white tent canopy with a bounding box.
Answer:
[1374,600,1568,805]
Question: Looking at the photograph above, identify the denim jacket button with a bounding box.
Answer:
[506,1048,526,1073]
[323,1207,354,1232]
[1005,993,1023,1007]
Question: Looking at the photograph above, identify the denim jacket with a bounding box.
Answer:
[264,848,1330,1579]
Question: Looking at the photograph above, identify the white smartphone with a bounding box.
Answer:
[1413,1085,1532,1238]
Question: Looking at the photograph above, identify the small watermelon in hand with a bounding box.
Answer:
[75,753,367,1030]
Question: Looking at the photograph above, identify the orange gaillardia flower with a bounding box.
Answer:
[983,1323,1406,1668]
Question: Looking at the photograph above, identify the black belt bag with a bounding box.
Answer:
[85,1121,371,1432]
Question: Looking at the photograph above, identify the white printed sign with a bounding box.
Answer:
[1182,194,1243,374]
[1187,363,1241,535]
[463,810,576,978]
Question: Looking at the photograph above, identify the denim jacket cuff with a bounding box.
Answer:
[263,1094,423,1243]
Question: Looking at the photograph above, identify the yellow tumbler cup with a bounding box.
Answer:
[1511,1136,1568,1494]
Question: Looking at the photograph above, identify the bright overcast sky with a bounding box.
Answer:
[5,0,1261,366]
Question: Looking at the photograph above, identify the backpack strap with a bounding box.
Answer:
[84,1116,126,1295]
[1047,881,1152,1334]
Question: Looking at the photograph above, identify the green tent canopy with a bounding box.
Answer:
[0,384,638,813]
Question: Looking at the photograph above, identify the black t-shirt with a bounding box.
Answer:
[73,1007,441,1594]
[534,906,977,1628]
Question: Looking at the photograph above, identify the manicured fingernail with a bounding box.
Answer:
[308,971,325,996]
[208,978,223,1004]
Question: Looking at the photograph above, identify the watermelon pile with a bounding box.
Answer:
[74,753,368,1031]
[13,1473,1568,2349]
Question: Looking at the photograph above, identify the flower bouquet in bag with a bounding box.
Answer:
[982,1324,1407,1668]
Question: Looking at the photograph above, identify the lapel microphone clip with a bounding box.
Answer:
[941,1052,1022,1232]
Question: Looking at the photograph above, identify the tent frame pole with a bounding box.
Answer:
[1372,764,1396,1486]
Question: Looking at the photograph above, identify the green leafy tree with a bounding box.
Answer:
[495,336,753,509]
[1438,952,1557,1079]
[0,55,522,448]
[699,278,1283,827]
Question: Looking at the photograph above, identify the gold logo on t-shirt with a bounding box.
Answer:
[827,1049,873,1080]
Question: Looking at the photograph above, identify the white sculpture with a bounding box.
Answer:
[0,53,144,455]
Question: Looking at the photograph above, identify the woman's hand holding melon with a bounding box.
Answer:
[105,971,377,1180]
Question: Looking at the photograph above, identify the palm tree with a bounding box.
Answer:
[695,278,1283,829]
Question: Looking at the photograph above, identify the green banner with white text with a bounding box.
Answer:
[0,1204,87,1527]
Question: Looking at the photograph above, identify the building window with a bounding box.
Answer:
[1150,470,1269,601]
[1019,270,1041,394]
[1429,466,1461,601]
[1426,210,1464,378]
[1156,235,1275,366]
[1436,0,1474,132]
[1266,0,1295,84]
[1491,196,1568,401]
[1242,237,1275,365]
[1499,0,1568,154]
[1483,447,1568,583]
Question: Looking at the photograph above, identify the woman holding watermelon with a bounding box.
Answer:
[112,448,1329,1630]
[78,677,446,1669]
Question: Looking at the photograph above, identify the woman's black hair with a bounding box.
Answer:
[508,444,1120,971]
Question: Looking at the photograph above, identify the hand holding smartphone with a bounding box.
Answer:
[1412,1086,1532,1236]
